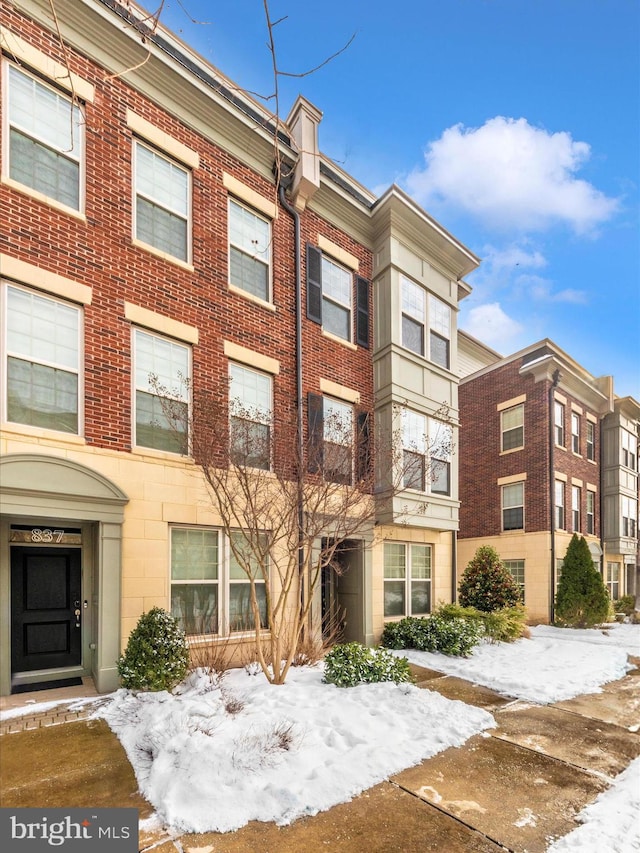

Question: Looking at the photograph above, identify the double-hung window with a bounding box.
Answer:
[430,420,452,495]
[586,490,595,535]
[502,482,524,530]
[306,245,370,347]
[6,63,83,210]
[622,429,638,470]
[503,559,525,603]
[402,409,427,491]
[429,295,451,369]
[322,397,354,484]
[171,527,269,636]
[554,402,565,446]
[555,481,565,530]
[401,277,425,356]
[229,531,268,632]
[606,562,620,601]
[571,413,581,454]
[171,527,219,635]
[572,485,581,532]
[383,542,431,617]
[622,497,637,538]
[321,257,352,342]
[586,421,596,461]
[134,140,189,262]
[501,404,524,452]
[4,284,81,433]
[229,363,272,470]
[134,329,189,453]
[228,199,271,301]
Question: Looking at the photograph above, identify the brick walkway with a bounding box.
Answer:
[0,678,102,736]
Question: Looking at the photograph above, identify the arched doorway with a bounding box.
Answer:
[0,454,128,695]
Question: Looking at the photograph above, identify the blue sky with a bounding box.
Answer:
[156,0,639,399]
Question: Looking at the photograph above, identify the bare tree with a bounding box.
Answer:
[154,376,452,685]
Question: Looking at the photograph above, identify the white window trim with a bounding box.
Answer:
[3,59,86,216]
[501,481,525,531]
[170,525,270,639]
[132,326,191,455]
[383,541,432,619]
[228,197,273,305]
[321,254,353,343]
[132,139,192,265]
[229,361,274,471]
[2,281,84,436]
[500,403,525,453]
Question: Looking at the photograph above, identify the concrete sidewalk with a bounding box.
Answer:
[1,661,639,852]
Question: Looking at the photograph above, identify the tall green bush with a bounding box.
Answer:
[117,607,189,691]
[458,546,521,612]
[555,534,610,627]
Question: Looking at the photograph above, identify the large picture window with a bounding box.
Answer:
[134,329,189,453]
[383,542,431,618]
[4,284,80,433]
[134,140,189,261]
[171,528,269,636]
[6,63,83,210]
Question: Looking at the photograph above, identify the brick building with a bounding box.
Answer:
[458,337,639,622]
[0,0,477,694]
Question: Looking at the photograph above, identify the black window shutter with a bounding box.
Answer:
[356,411,371,481]
[307,392,324,473]
[306,244,322,324]
[356,276,370,348]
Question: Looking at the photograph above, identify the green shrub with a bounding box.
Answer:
[117,607,189,691]
[458,546,522,612]
[323,642,412,688]
[614,595,636,616]
[435,601,528,643]
[381,613,483,657]
[555,534,611,628]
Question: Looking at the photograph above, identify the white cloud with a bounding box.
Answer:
[517,275,589,305]
[461,302,524,348]
[406,117,620,234]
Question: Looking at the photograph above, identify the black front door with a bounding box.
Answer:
[11,547,82,673]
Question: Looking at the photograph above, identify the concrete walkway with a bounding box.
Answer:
[1,661,638,852]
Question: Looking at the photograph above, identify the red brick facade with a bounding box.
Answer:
[1,7,373,456]
[459,358,601,540]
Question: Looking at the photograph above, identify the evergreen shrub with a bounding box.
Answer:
[323,642,412,688]
[458,546,521,612]
[555,534,611,628]
[117,607,189,691]
[381,613,483,656]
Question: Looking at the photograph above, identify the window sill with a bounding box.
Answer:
[131,444,195,463]
[500,447,524,456]
[572,451,583,459]
[228,283,276,312]
[1,421,87,444]
[2,175,87,221]
[321,329,358,351]
[131,237,194,271]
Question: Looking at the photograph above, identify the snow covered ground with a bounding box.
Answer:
[2,621,638,849]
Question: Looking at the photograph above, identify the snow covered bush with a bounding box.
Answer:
[323,642,412,687]
[381,614,483,656]
[117,607,189,691]
[555,534,611,628]
[458,545,522,612]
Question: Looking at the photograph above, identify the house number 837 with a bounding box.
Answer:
[31,528,65,543]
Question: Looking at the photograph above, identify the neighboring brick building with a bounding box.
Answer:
[458,338,639,622]
[0,0,477,694]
